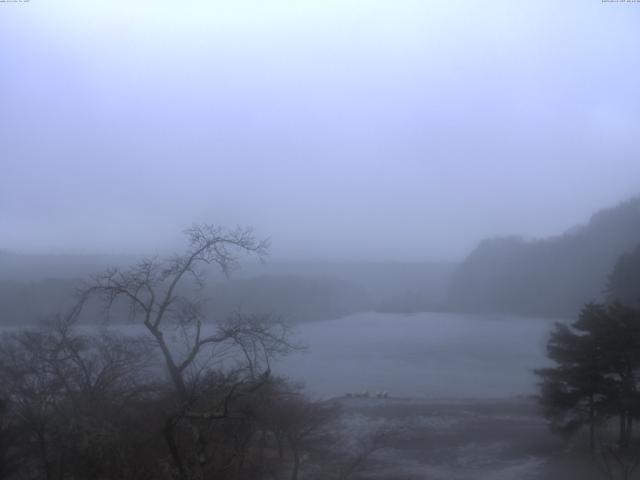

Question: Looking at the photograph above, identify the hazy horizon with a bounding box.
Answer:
[0,193,637,263]
[2,1,640,261]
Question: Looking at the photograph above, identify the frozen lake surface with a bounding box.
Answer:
[274,312,560,399]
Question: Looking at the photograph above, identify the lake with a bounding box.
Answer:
[274,311,561,399]
[59,311,561,400]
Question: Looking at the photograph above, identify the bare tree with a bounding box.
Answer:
[72,224,297,479]
[334,425,397,480]
[592,422,640,480]
[0,319,159,480]
[0,225,314,480]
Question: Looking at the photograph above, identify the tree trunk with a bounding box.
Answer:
[276,434,284,460]
[163,418,188,480]
[37,430,52,480]
[257,429,266,473]
[148,327,188,401]
[589,395,595,450]
[290,447,300,480]
[619,412,628,447]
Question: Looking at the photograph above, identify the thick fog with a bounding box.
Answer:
[5,4,640,479]
[2,0,640,260]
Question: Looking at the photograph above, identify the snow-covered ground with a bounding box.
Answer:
[330,396,597,480]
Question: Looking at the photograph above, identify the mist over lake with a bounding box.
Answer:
[3,2,640,478]
[60,311,558,399]
[276,312,559,398]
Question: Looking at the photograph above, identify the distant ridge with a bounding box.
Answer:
[448,196,640,317]
[0,252,455,324]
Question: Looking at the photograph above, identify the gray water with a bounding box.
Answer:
[275,312,560,399]
[65,311,560,399]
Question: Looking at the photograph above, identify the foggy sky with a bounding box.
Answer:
[2,1,640,261]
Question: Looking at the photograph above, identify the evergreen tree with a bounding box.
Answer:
[537,302,640,448]
[607,244,640,307]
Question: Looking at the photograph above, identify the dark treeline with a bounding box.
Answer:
[0,276,369,326]
[0,255,454,325]
[449,197,640,317]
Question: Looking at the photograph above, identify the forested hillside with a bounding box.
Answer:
[448,197,640,317]
[0,254,454,325]
[607,243,640,307]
